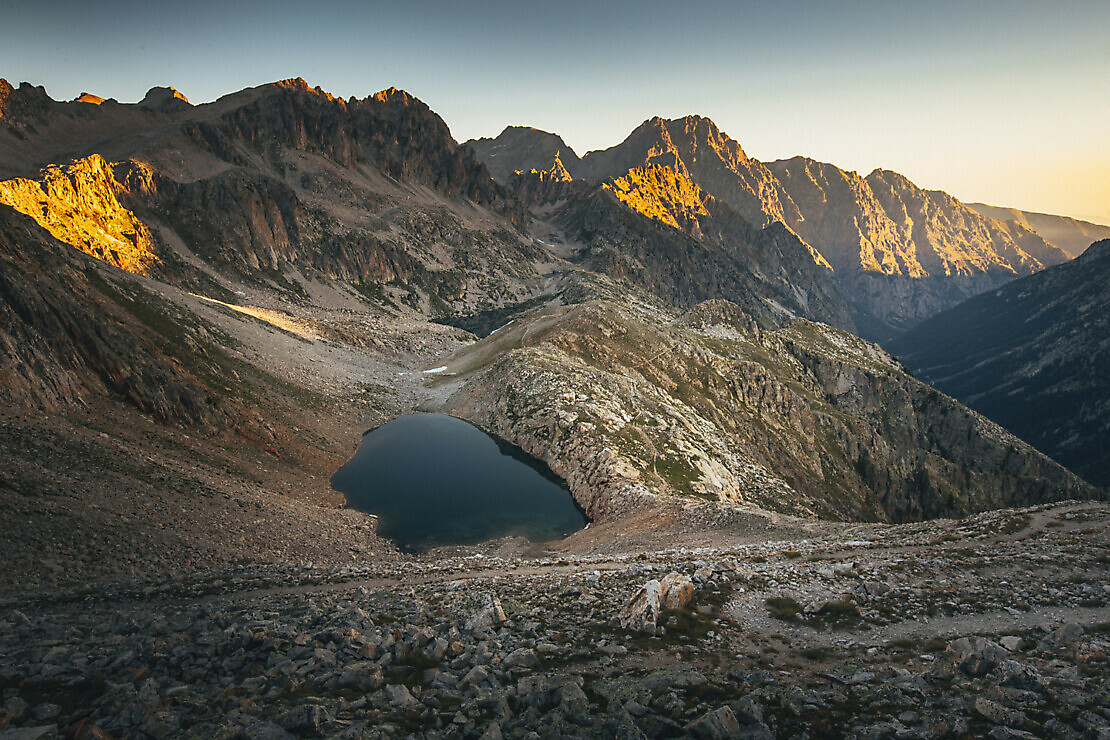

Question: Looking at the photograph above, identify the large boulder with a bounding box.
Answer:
[619,572,696,633]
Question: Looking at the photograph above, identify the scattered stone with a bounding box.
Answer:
[686,706,742,739]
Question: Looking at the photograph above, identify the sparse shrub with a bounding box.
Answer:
[766,596,802,620]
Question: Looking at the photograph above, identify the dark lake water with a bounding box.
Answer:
[330,414,587,553]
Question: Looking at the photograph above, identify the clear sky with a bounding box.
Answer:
[3,0,1108,224]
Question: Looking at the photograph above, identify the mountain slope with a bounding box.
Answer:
[534,167,855,331]
[441,299,1094,522]
[0,203,273,446]
[465,126,582,182]
[0,78,552,315]
[968,202,1110,258]
[889,239,1110,487]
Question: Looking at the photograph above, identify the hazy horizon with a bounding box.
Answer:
[3,0,1107,225]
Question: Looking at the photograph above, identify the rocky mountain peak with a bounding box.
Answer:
[271,77,344,104]
[664,115,750,166]
[372,86,416,105]
[465,126,582,183]
[0,80,52,121]
[138,85,191,113]
[74,92,106,105]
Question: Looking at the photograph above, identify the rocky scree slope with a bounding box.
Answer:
[890,238,1110,488]
[440,298,1093,525]
[2,500,1106,739]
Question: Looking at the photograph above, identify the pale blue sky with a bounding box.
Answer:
[2,0,1108,223]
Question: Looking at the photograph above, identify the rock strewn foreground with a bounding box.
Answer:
[2,501,1107,739]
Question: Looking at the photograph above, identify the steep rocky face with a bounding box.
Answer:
[578,116,799,230]
[548,178,854,331]
[0,79,53,126]
[761,160,1072,337]
[602,165,710,235]
[0,154,157,274]
[767,157,923,277]
[443,300,1093,523]
[890,239,1110,487]
[0,205,274,448]
[465,126,582,182]
[967,203,1110,258]
[192,79,522,222]
[864,169,1067,277]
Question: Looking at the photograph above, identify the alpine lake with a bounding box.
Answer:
[331,414,588,553]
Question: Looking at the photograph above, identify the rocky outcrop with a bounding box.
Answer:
[445,300,1095,524]
[602,165,710,235]
[0,79,53,125]
[890,238,1110,487]
[0,154,157,274]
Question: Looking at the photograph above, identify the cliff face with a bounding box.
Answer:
[602,165,710,235]
[0,154,157,274]
[444,299,1094,523]
[546,176,854,332]
[864,169,1066,277]
[890,239,1110,487]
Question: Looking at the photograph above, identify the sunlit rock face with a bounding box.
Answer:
[603,165,710,235]
[0,154,157,274]
[966,202,1110,259]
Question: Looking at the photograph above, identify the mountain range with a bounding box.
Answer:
[0,76,1105,590]
[466,121,1098,341]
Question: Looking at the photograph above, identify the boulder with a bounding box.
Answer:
[686,706,742,739]
[619,579,662,633]
[947,636,1010,677]
[659,572,696,610]
[466,595,507,632]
